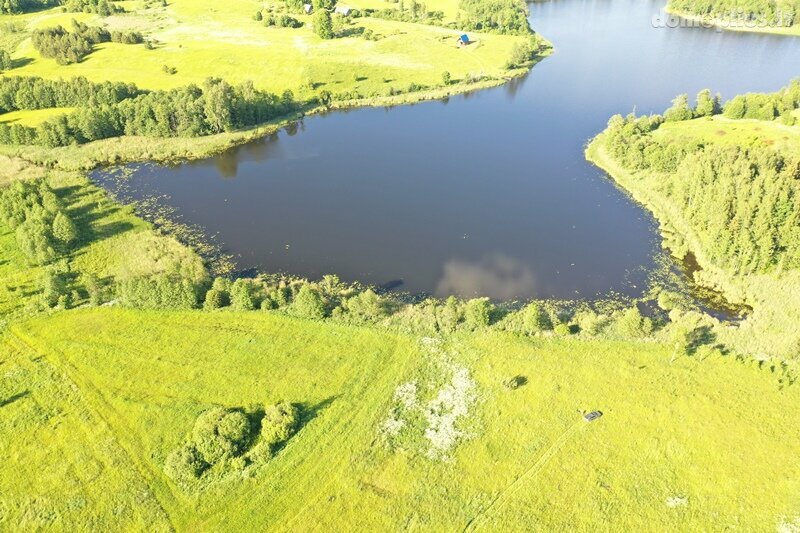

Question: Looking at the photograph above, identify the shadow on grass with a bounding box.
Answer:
[57,184,136,246]
[0,390,30,408]
[241,396,339,453]
[686,325,716,355]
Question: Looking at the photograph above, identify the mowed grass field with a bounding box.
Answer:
[2,307,798,530]
[1,0,530,98]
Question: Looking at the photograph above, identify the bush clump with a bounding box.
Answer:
[260,402,299,447]
[292,284,326,318]
[191,407,252,464]
[165,443,207,482]
[165,402,302,485]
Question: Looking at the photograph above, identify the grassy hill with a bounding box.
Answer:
[2,307,799,530]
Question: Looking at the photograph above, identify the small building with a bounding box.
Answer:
[334,5,351,16]
[303,3,312,13]
[458,34,470,46]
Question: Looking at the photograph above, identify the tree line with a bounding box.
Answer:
[0,76,301,146]
[32,20,143,65]
[1,0,121,15]
[661,80,800,124]
[603,82,800,275]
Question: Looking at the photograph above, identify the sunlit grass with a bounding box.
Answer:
[0,107,74,126]
[3,0,528,98]
[3,308,798,529]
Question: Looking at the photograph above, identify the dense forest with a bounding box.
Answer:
[668,0,800,26]
[0,76,301,146]
[603,81,800,275]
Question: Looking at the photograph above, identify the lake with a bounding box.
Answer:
[93,0,800,300]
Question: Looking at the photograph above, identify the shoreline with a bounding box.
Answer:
[0,46,551,177]
[585,135,747,303]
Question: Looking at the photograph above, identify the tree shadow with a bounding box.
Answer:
[686,325,716,355]
[10,57,32,69]
[338,26,365,38]
[0,390,30,408]
[297,396,338,428]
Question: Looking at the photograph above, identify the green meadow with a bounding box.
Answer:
[2,0,531,99]
[3,308,799,530]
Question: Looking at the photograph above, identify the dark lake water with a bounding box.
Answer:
[94,0,800,300]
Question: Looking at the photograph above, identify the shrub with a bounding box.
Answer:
[723,95,747,119]
[313,10,334,39]
[441,71,451,85]
[292,284,326,318]
[341,288,387,322]
[261,402,299,447]
[16,219,58,265]
[574,309,608,336]
[230,278,255,310]
[41,269,68,308]
[165,443,206,482]
[83,273,104,305]
[695,89,720,117]
[191,407,252,464]
[520,302,551,334]
[436,296,463,332]
[117,274,198,309]
[464,297,492,329]
[664,94,694,122]
[657,290,683,312]
[553,322,571,336]
[51,210,78,246]
[0,50,12,71]
[505,40,533,69]
[203,288,228,309]
[614,307,654,338]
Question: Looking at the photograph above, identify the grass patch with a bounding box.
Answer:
[4,0,532,99]
[0,107,74,126]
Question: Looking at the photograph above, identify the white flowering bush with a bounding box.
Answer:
[394,381,418,409]
[423,366,476,459]
[379,338,478,460]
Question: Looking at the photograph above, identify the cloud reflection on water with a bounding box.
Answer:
[435,253,537,300]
